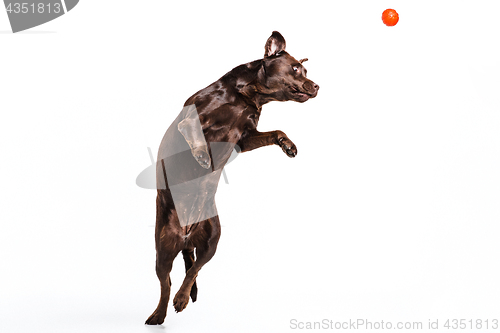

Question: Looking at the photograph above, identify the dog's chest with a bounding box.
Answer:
[204,104,260,145]
[233,106,260,135]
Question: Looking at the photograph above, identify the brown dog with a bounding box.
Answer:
[145,31,319,325]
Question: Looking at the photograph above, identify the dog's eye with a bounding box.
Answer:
[293,66,299,72]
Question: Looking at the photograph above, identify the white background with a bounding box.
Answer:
[1,1,500,332]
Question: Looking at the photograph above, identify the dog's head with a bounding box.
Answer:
[260,31,319,103]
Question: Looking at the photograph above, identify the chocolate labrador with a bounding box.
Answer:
[145,31,319,325]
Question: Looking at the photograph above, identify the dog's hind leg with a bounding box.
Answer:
[182,249,198,302]
[146,193,183,325]
[173,215,221,313]
[145,252,177,325]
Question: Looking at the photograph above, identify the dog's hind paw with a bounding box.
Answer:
[173,292,190,313]
[145,309,166,325]
[278,137,297,158]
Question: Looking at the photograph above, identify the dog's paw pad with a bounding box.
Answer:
[285,146,297,157]
[193,149,211,169]
[278,137,297,158]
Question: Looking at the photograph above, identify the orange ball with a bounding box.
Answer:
[382,9,399,26]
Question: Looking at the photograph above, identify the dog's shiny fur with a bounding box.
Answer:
[146,31,319,325]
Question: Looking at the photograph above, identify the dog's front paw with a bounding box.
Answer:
[192,148,211,169]
[277,137,297,158]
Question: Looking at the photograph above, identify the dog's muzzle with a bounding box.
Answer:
[303,80,319,98]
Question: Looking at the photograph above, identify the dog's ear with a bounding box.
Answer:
[264,31,286,58]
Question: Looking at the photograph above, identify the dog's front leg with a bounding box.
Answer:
[177,107,211,169]
[238,129,297,157]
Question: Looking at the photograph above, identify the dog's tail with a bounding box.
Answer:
[182,249,198,302]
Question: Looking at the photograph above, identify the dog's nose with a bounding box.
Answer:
[303,81,319,93]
